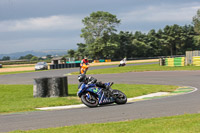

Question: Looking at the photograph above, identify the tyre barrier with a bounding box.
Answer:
[93,59,111,63]
[105,59,111,62]
[33,76,68,97]
[99,59,105,62]
[165,57,185,67]
[50,63,80,69]
[93,60,100,63]
[193,56,200,66]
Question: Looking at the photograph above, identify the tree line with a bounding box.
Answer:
[0,54,53,61]
[68,10,200,60]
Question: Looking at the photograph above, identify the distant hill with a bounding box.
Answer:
[0,49,68,59]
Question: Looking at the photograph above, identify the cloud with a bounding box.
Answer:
[119,3,200,23]
[0,15,84,32]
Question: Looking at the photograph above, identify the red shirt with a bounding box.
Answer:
[80,59,89,66]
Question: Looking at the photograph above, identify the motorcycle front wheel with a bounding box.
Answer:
[113,90,127,104]
[81,92,98,107]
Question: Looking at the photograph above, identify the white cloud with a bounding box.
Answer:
[119,3,200,23]
[0,15,84,32]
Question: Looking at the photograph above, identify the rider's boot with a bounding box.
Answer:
[104,82,113,97]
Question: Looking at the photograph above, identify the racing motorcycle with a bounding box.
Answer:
[77,82,127,107]
[119,60,126,67]
[119,63,126,67]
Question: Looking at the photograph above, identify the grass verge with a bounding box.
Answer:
[89,61,157,67]
[0,70,36,75]
[3,65,35,68]
[71,64,200,74]
[10,113,200,133]
[0,84,177,114]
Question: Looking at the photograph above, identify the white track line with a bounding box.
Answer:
[36,104,86,110]
[36,86,198,111]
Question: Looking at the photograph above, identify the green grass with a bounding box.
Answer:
[0,70,36,75]
[111,84,176,98]
[90,61,157,67]
[10,113,200,133]
[3,65,35,68]
[71,64,200,74]
[0,84,79,113]
[0,84,177,114]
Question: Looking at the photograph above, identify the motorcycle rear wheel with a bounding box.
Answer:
[113,90,127,104]
[81,92,98,107]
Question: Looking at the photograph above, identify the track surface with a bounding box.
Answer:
[0,63,200,132]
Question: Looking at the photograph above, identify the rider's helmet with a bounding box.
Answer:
[84,57,88,62]
[78,74,86,82]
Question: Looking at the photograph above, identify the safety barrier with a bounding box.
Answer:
[165,58,174,66]
[93,59,111,63]
[174,57,185,66]
[99,59,105,62]
[193,56,200,66]
[93,60,100,63]
[105,59,111,62]
[165,57,185,67]
[50,63,80,69]
[186,50,200,65]
[66,61,81,63]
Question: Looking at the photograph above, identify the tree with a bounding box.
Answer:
[31,56,39,61]
[46,55,52,59]
[67,49,75,58]
[19,56,24,60]
[81,11,120,43]
[74,43,88,59]
[19,54,34,60]
[80,11,120,58]
[2,56,10,61]
[193,9,200,34]
[193,36,200,50]
[178,25,195,54]
[161,24,196,56]
[116,31,134,59]
[161,25,183,55]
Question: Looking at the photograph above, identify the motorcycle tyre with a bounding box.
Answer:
[81,93,98,107]
[113,90,127,104]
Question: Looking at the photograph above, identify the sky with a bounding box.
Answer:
[0,0,200,54]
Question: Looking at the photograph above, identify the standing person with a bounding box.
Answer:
[80,57,89,74]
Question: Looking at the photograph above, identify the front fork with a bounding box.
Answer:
[86,92,92,100]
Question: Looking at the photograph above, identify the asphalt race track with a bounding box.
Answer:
[0,62,156,85]
[0,63,200,132]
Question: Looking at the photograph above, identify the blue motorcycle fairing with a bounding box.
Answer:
[77,83,115,104]
[77,83,98,97]
[98,91,114,104]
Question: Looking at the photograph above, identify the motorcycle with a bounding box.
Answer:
[77,82,127,107]
[119,63,126,67]
[119,60,126,67]
[80,64,89,74]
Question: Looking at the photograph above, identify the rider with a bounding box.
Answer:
[80,57,89,74]
[78,74,113,96]
[119,57,126,67]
